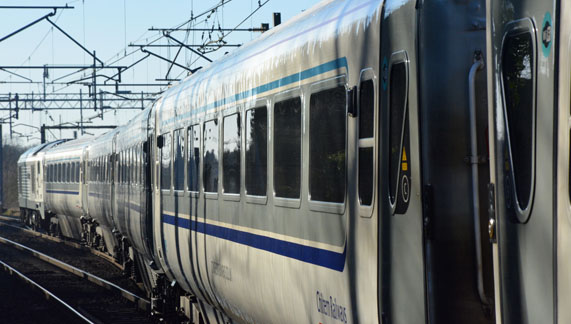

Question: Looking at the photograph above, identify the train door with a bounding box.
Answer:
[379,1,426,323]
[557,0,571,322]
[488,0,557,322]
[81,149,88,217]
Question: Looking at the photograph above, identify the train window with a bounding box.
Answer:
[123,152,127,184]
[359,79,375,206]
[223,113,241,194]
[203,119,219,193]
[130,149,134,184]
[71,163,75,183]
[309,86,346,203]
[187,126,200,192]
[76,162,80,182]
[161,133,172,190]
[58,163,62,182]
[245,106,267,196]
[388,60,411,215]
[274,97,302,199]
[502,30,535,212]
[174,129,185,191]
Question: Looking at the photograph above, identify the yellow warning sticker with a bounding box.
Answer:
[402,162,408,171]
[402,147,407,161]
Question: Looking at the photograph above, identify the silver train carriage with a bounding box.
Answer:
[43,137,92,239]
[16,0,571,322]
[17,140,65,229]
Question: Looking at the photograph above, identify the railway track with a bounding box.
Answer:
[0,218,154,323]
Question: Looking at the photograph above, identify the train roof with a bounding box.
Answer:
[17,139,67,164]
[156,0,382,121]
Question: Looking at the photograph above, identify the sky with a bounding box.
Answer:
[0,0,322,145]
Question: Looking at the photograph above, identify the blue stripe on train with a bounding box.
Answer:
[162,214,346,272]
[47,190,79,195]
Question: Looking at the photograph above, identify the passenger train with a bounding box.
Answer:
[16,0,571,322]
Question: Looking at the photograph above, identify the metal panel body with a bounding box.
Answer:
[113,107,153,259]
[378,1,426,323]
[556,0,570,322]
[416,0,493,323]
[153,0,382,322]
[87,128,120,255]
[488,0,557,323]
[44,138,91,240]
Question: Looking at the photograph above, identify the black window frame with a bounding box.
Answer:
[308,80,348,206]
[222,111,242,196]
[500,18,537,223]
[203,118,220,194]
[245,104,268,199]
[358,73,376,217]
[387,52,411,216]
[273,93,303,204]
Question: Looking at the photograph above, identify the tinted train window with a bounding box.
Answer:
[309,86,346,203]
[223,113,241,194]
[359,79,375,206]
[75,162,80,182]
[502,31,535,210]
[58,163,62,182]
[388,61,411,214]
[187,126,200,192]
[161,133,172,190]
[173,129,185,190]
[203,119,219,193]
[245,107,267,196]
[274,97,301,199]
[71,163,75,183]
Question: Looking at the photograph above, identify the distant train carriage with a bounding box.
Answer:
[17,140,65,229]
[43,138,90,239]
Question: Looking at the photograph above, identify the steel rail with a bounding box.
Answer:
[0,260,94,324]
[0,235,150,311]
[0,219,124,270]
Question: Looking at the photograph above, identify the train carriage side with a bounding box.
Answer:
[44,138,90,239]
[152,0,384,322]
[113,107,155,264]
[85,129,120,255]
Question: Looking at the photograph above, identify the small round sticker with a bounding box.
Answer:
[401,175,410,203]
[541,12,552,57]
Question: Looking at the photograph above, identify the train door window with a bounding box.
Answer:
[274,97,302,199]
[359,78,375,210]
[309,84,346,203]
[203,119,219,193]
[501,22,536,221]
[187,125,200,192]
[223,113,241,195]
[388,56,411,215]
[245,106,267,196]
[173,129,185,191]
[161,133,172,190]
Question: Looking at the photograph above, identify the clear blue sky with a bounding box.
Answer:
[0,0,322,145]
